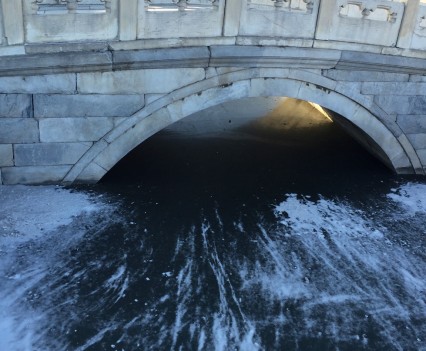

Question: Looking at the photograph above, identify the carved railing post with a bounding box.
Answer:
[273,0,287,8]
[174,0,188,11]
[303,0,314,14]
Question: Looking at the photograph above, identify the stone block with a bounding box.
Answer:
[168,80,251,120]
[418,149,426,166]
[374,96,426,115]
[362,82,426,95]
[239,0,319,39]
[249,78,302,98]
[324,70,409,82]
[1,165,71,184]
[409,75,426,82]
[25,42,109,55]
[314,40,382,54]
[0,51,112,77]
[315,0,403,46]
[34,94,145,118]
[76,162,106,183]
[137,2,224,39]
[77,68,206,94]
[223,0,242,36]
[397,115,426,134]
[237,37,314,48]
[0,94,32,117]
[0,74,76,94]
[337,51,426,74]
[40,117,118,142]
[0,144,13,166]
[0,45,25,57]
[112,47,210,70]
[210,46,341,69]
[14,142,91,166]
[119,0,138,41]
[109,37,235,51]
[0,119,39,143]
[406,134,426,150]
[2,0,24,45]
[288,69,337,91]
[23,1,118,44]
[145,94,165,105]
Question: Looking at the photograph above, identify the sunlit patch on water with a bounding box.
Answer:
[0,183,425,351]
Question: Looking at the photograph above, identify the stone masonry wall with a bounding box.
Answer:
[0,64,425,184]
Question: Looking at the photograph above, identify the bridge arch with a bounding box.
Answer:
[64,68,420,183]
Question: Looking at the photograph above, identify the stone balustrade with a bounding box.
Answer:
[0,0,425,56]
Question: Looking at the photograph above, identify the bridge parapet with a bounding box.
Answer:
[0,0,425,56]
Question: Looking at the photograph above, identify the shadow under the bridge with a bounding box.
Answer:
[101,97,394,199]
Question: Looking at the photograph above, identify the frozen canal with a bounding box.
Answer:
[0,99,425,350]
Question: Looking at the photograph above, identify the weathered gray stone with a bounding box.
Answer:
[77,162,107,183]
[145,94,165,105]
[337,51,426,74]
[409,75,426,82]
[34,94,145,117]
[40,117,118,142]
[0,118,39,143]
[324,70,409,82]
[210,46,341,69]
[77,68,206,94]
[109,37,235,51]
[315,0,403,47]
[362,82,426,95]
[0,168,2,184]
[14,142,91,166]
[0,45,25,57]
[0,94,32,117]
[374,96,426,115]
[0,144,13,166]
[112,47,210,70]
[119,0,137,41]
[237,37,313,48]
[397,115,426,134]
[25,42,109,55]
[1,165,71,184]
[0,51,112,77]
[406,134,426,150]
[418,149,426,166]
[0,74,76,94]
[314,40,382,54]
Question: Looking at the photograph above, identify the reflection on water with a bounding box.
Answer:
[0,99,425,350]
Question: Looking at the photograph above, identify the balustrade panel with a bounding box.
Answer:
[411,1,426,49]
[137,0,224,39]
[316,0,405,46]
[238,0,319,39]
[23,0,118,43]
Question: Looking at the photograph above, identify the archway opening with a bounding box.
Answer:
[101,97,393,199]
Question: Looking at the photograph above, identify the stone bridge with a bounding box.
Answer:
[0,0,426,184]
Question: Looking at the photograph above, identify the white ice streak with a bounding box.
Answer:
[171,258,193,349]
[0,186,108,351]
[104,265,130,303]
[388,182,426,215]
[201,222,260,351]
[239,193,426,348]
[0,185,100,241]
